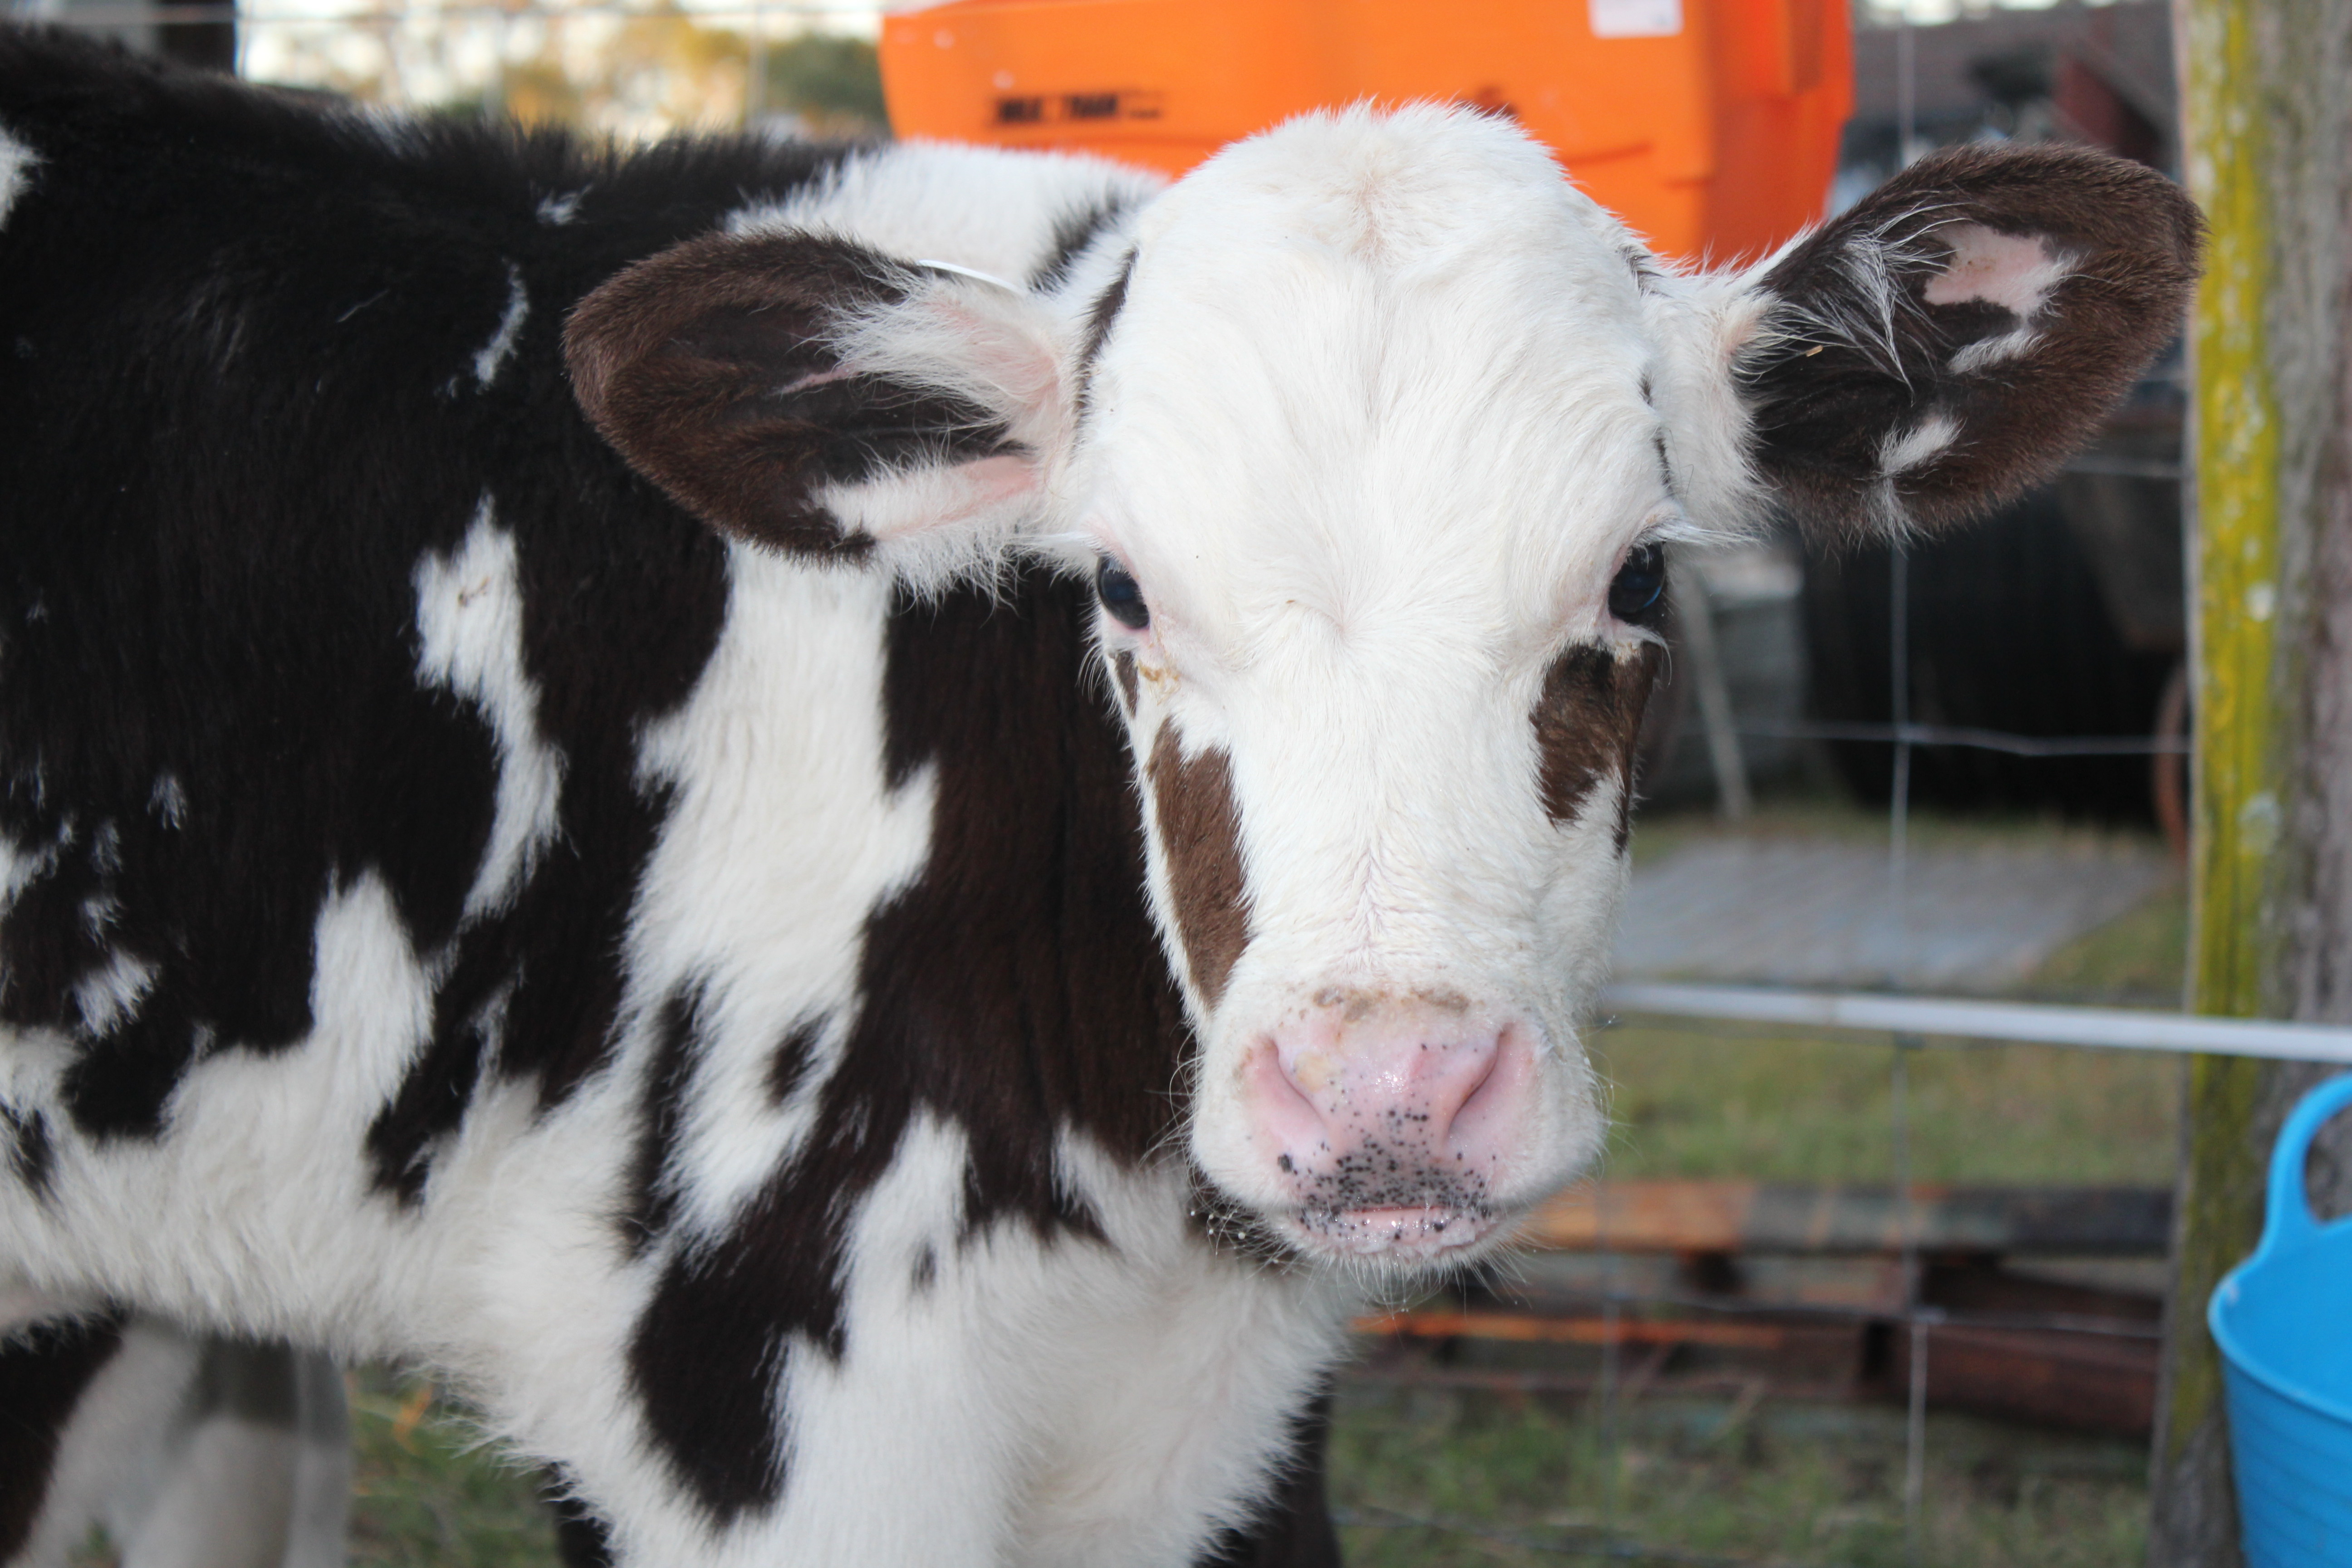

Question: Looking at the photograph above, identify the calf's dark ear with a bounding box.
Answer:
[564,232,1062,562]
[1730,142,2200,541]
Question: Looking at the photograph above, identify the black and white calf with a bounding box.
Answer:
[0,29,2196,1567]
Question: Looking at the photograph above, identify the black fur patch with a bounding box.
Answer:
[1030,196,1131,293]
[550,1488,615,1568]
[1072,248,1136,421]
[1,1101,53,1194]
[766,1013,825,1106]
[0,29,791,1155]
[621,985,706,1254]
[626,568,1191,1524]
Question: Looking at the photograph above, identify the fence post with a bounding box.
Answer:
[2149,0,2352,1558]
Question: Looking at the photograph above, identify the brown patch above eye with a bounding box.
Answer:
[1532,642,1663,846]
[1146,725,1249,1006]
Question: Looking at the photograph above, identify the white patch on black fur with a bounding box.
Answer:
[628,546,938,1231]
[1921,223,2073,318]
[536,190,583,225]
[148,774,188,830]
[72,949,157,1036]
[1948,326,2039,375]
[0,120,34,229]
[471,264,529,387]
[726,142,1161,302]
[1879,411,1960,475]
[0,830,60,911]
[413,502,564,920]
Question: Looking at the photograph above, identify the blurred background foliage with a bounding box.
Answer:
[244,2,886,141]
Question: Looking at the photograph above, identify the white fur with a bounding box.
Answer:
[1949,325,2040,375]
[728,141,1157,297]
[0,824,59,911]
[626,544,937,1235]
[1012,1135,1350,1567]
[0,121,33,231]
[148,774,188,830]
[1029,108,1671,1251]
[412,503,564,921]
[1922,222,2072,318]
[470,264,529,387]
[4,872,451,1356]
[1880,411,1961,475]
[71,949,156,1037]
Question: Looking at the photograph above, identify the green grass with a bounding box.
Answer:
[1590,1025,2183,1186]
[1330,1385,2148,1568]
[347,1370,562,1568]
[2025,884,2189,1007]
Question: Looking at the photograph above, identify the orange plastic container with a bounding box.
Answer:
[879,0,1851,263]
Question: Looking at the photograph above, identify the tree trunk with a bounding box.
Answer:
[2148,0,2352,1559]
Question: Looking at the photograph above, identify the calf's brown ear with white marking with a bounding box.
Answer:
[1730,142,2200,540]
[564,232,1063,562]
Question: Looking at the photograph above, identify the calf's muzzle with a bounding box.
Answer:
[1239,991,1538,1259]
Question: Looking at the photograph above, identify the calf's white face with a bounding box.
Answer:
[1074,118,1680,1263]
[568,107,2197,1274]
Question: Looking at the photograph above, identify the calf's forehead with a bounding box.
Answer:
[1078,111,1671,656]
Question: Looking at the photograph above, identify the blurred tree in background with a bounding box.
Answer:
[755,29,886,128]
[243,1,886,141]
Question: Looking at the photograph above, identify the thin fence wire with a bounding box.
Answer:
[1737,719,2190,757]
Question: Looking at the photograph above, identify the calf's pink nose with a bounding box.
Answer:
[1245,995,1526,1209]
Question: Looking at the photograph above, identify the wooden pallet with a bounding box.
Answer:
[1353,1181,2169,1436]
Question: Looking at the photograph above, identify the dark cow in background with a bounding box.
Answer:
[0,29,2195,1568]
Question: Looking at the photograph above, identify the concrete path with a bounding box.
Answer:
[1612,837,2175,991]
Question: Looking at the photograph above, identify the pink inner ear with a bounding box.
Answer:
[821,451,1042,544]
[948,453,1037,511]
[1921,224,2071,318]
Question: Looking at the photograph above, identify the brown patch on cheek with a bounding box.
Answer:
[1146,725,1250,1006]
[1111,650,1138,713]
[1532,643,1663,849]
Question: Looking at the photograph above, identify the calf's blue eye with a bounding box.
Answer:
[1608,544,1668,626]
[1096,558,1150,630]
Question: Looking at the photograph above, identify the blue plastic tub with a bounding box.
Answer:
[2210,1073,2352,1568]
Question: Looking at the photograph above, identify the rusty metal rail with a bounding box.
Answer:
[1523,1178,2170,1256]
